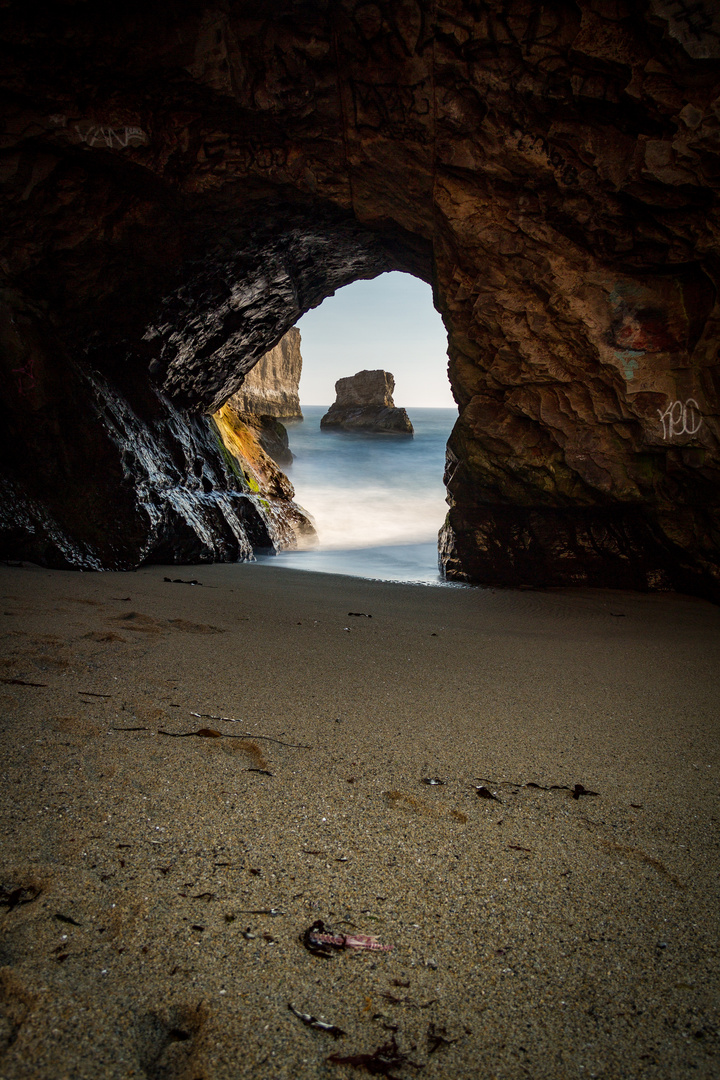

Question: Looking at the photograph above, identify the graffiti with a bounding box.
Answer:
[245,143,287,171]
[74,124,148,149]
[657,398,702,440]
[351,80,431,132]
[614,348,644,380]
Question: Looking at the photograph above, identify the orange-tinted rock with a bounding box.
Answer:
[212,404,315,549]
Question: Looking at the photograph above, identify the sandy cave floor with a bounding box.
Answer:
[0,562,719,1079]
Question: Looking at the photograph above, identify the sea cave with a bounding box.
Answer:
[2,1,719,598]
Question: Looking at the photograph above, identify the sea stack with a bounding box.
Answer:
[320,370,413,435]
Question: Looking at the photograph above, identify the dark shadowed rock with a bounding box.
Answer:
[253,416,293,468]
[321,371,413,435]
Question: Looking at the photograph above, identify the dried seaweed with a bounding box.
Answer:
[571,783,599,799]
[190,713,312,748]
[55,912,82,926]
[476,786,501,803]
[328,1035,422,1077]
[525,781,599,798]
[158,727,222,738]
[372,1014,399,1033]
[288,1003,345,1037]
[237,907,284,916]
[602,840,683,887]
[0,677,47,687]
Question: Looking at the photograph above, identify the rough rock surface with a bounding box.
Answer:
[1,2,719,596]
[227,327,303,419]
[213,403,315,546]
[335,370,396,408]
[321,369,414,434]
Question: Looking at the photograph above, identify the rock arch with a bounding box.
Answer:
[1,1,719,597]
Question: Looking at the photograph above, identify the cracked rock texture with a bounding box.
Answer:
[1,1,719,595]
[321,369,414,433]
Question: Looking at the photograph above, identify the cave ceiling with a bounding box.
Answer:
[1,0,720,596]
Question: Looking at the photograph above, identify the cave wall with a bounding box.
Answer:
[1,1,719,595]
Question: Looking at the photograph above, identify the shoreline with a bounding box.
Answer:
[1,562,719,1078]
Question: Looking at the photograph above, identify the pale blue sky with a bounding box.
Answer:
[296,271,455,408]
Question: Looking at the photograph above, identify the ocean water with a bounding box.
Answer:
[254,406,458,584]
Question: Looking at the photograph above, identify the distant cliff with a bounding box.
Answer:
[228,328,303,419]
[321,370,413,435]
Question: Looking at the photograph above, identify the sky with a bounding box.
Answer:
[296,271,455,408]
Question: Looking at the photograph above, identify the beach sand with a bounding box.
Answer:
[0,561,718,1079]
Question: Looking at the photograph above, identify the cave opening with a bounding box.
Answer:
[243,271,459,583]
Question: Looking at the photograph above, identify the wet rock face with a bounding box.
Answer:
[0,354,278,570]
[1,2,720,596]
[227,329,303,420]
[212,404,315,546]
[321,370,414,434]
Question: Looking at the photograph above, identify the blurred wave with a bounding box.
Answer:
[255,406,457,583]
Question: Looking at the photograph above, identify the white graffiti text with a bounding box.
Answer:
[657,398,702,440]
